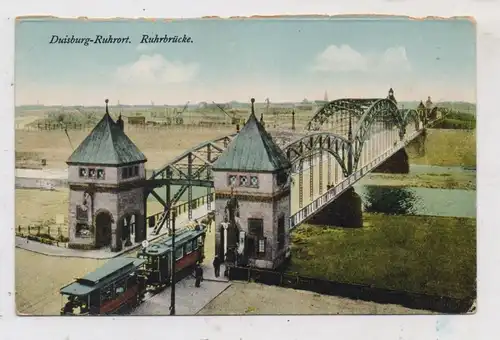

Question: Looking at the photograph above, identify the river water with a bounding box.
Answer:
[354,164,476,218]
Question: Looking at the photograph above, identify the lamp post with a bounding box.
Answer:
[221,221,229,261]
[169,210,177,316]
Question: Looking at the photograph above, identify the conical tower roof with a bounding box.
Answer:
[212,98,291,172]
[67,99,147,166]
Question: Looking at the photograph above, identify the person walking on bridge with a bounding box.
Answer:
[213,255,221,278]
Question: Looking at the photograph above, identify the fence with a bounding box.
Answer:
[15,224,69,246]
[228,266,475,314]
[17,122,237,132]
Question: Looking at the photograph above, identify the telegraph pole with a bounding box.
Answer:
[169,210,177,316]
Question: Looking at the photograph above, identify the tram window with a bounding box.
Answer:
[115,278,126,296]
[127,274,137,288]
[175,247,183,260]
[101,285,113,303]
[192,238,198,249]
[185,241,193,254]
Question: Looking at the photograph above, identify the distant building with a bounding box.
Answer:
[126,116,146,125]
[294,102,314,110]
[387,88,397,104]
[425,96,433,109]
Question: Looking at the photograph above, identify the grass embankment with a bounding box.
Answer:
[365,172,476,190]
[408,129,476,168]
[288,213,476,299]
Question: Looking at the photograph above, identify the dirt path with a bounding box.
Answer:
[198,282,435,315]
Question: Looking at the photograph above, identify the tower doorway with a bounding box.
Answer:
[95,211,112,247]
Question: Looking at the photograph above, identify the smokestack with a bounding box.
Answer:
[117,114,124,132]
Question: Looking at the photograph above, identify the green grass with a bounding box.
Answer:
[408,129,476,167]
[288,213,476,299]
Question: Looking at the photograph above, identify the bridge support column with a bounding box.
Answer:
[405,129,427,158]
[373,148,410,174]
[308,187,362,228]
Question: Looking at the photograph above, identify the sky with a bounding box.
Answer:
[15,17,476,106]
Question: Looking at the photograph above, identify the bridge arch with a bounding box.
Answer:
[306,98,382,134]
[350,99,404,171]
[401,109,421,135]
[282,133,351,176]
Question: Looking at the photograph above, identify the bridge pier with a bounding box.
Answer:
[308,187,363,228]
[405,129,427,158]
[372,148,410,174]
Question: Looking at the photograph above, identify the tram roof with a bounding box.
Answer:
[141,227,206,256]
[60,257,145,296]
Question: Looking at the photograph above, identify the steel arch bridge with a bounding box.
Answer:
[144,94,449,235]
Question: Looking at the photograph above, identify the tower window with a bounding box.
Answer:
[239,175,248,186]
[88,168,97,179]
[97,169,105,179]
[227,174,237,186]
[249,175,259,188]
[247,218,265,258]
[79,168,88,178]
[122,166,139,179]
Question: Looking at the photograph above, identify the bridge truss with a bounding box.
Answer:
[145,95,450,234]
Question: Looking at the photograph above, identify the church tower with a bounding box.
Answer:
[66,99,147,252]
[212,98,292,269]
[387,88,397,104]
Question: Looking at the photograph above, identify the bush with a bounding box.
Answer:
[434,118,475,130]
[27,235,55,245]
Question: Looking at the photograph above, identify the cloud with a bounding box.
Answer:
[136,44,156,52]
[115,54,199,84]
[312,44,411,73]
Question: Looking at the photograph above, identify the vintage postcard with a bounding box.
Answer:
[14,16,476,316]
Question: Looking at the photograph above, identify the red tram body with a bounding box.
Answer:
[59,227,207,315]
[59,257,147,316]
[137,227,207,288]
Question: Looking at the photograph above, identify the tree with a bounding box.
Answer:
[363,186,419,215]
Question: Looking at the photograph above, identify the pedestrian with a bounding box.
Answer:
[213,255,221,277]
[194,263,203,288]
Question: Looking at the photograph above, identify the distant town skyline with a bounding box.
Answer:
[15,17,476,106]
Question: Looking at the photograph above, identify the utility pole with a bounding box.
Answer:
[347,112,353,174]
[169,210,177,316]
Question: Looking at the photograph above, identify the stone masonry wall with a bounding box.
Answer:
[68,188,119,249]
[117,187,145,243]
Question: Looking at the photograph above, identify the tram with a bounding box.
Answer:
[59,257,147,315]
[137,226,207,288]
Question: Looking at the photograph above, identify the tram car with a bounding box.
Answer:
[59,257,147,316]
[137,225,207,288]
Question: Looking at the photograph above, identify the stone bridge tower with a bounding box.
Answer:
[212,98,292,269]
[66,99,147,252]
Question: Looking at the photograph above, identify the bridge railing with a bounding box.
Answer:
[289,129,421,229]
[147,192,215,229]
